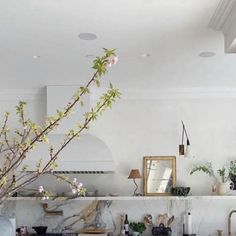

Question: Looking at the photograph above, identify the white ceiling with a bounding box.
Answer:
[1,0,235,91]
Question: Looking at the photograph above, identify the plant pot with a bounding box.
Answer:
[132,231,139,236]
[171,187,190,196]
[0,215,14,236]
[230,174,236,190]
[32,226,48,235]
[217,181,234,195]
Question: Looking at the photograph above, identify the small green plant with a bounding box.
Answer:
[129,222,146,234]
[190,162,214,177]
[229,160,236,176]
[190,162,232,183]
[217,167,227,183]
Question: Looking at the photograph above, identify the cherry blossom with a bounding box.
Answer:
[107,56,119,67]
[38,185,44,193]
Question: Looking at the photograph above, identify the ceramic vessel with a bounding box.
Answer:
[171,187,190,196]
[217,181,234,195]
[230,174,236,190]
[32,226,48,234]
[132,231,139,236]
[0,215,14,236]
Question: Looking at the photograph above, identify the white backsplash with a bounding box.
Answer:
[2,198,236,236]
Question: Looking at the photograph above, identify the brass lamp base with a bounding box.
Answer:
[132,178,139,196]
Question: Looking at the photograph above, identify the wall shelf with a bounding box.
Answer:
[6,195,236,201]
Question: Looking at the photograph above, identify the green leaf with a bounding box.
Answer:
[22,164,28,172]
[190,163,214,176]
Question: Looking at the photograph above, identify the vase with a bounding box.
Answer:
[0,204,15,236]
[0,215,14,236]
[217,181,234,195]
[132,231,139,236]
[230,174,236,190]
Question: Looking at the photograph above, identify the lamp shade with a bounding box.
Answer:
[184,140,193,158]
[128,169,142,179]
[185,145,194,158]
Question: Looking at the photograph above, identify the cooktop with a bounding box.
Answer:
[30,234,77,236]
[30,234,62,236]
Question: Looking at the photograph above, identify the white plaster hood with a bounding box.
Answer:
[52,133,115,173]
[20,86,115,173]
[23,134,115,173]
[46,85,90,135]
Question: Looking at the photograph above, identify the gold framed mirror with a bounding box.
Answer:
[143,156,176,196]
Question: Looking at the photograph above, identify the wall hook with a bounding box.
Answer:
[42,203,63,216]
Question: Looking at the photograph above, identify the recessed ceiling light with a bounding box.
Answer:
[85,54,95,58]
[142,53,151,57]
[199,51,216,58]
[78,33,97,41]
[33,55,41,59]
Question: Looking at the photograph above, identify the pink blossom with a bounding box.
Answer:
[38,185,44,193]
[111,56,119,65]
[70,178,84,195]
[107,56,119,67]
[72,188,77,194]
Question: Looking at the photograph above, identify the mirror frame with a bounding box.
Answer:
[143,156,176,196]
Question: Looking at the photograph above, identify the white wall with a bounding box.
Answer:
[2,88,236,234]
[91,89,236,196]
[2,89,236,194]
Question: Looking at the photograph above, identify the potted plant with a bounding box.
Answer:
[190,162,234,195]
[129,222,146,236]
[229,160,236,190]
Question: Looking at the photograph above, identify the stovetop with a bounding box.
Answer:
[30,234,62,236]
[30,234,77,236]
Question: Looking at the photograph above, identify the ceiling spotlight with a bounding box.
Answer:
[85,54,95,58]
[142,53,151,57]
[198,51,216,58]
[78,33,97,41]
[33,55,41,59]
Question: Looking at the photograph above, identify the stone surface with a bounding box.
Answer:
[1,198,236,236]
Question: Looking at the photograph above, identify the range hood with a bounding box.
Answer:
[18,86,115,173]
[46,85,90,134]
[20,134,115,174]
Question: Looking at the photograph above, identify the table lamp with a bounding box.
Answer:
[128,169,142,196]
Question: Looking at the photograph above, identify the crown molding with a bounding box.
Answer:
[209,0,236,31]
[91,87,236,100]
[209,0,236,53]
[1,87,236,101]
[0,88,45,100]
